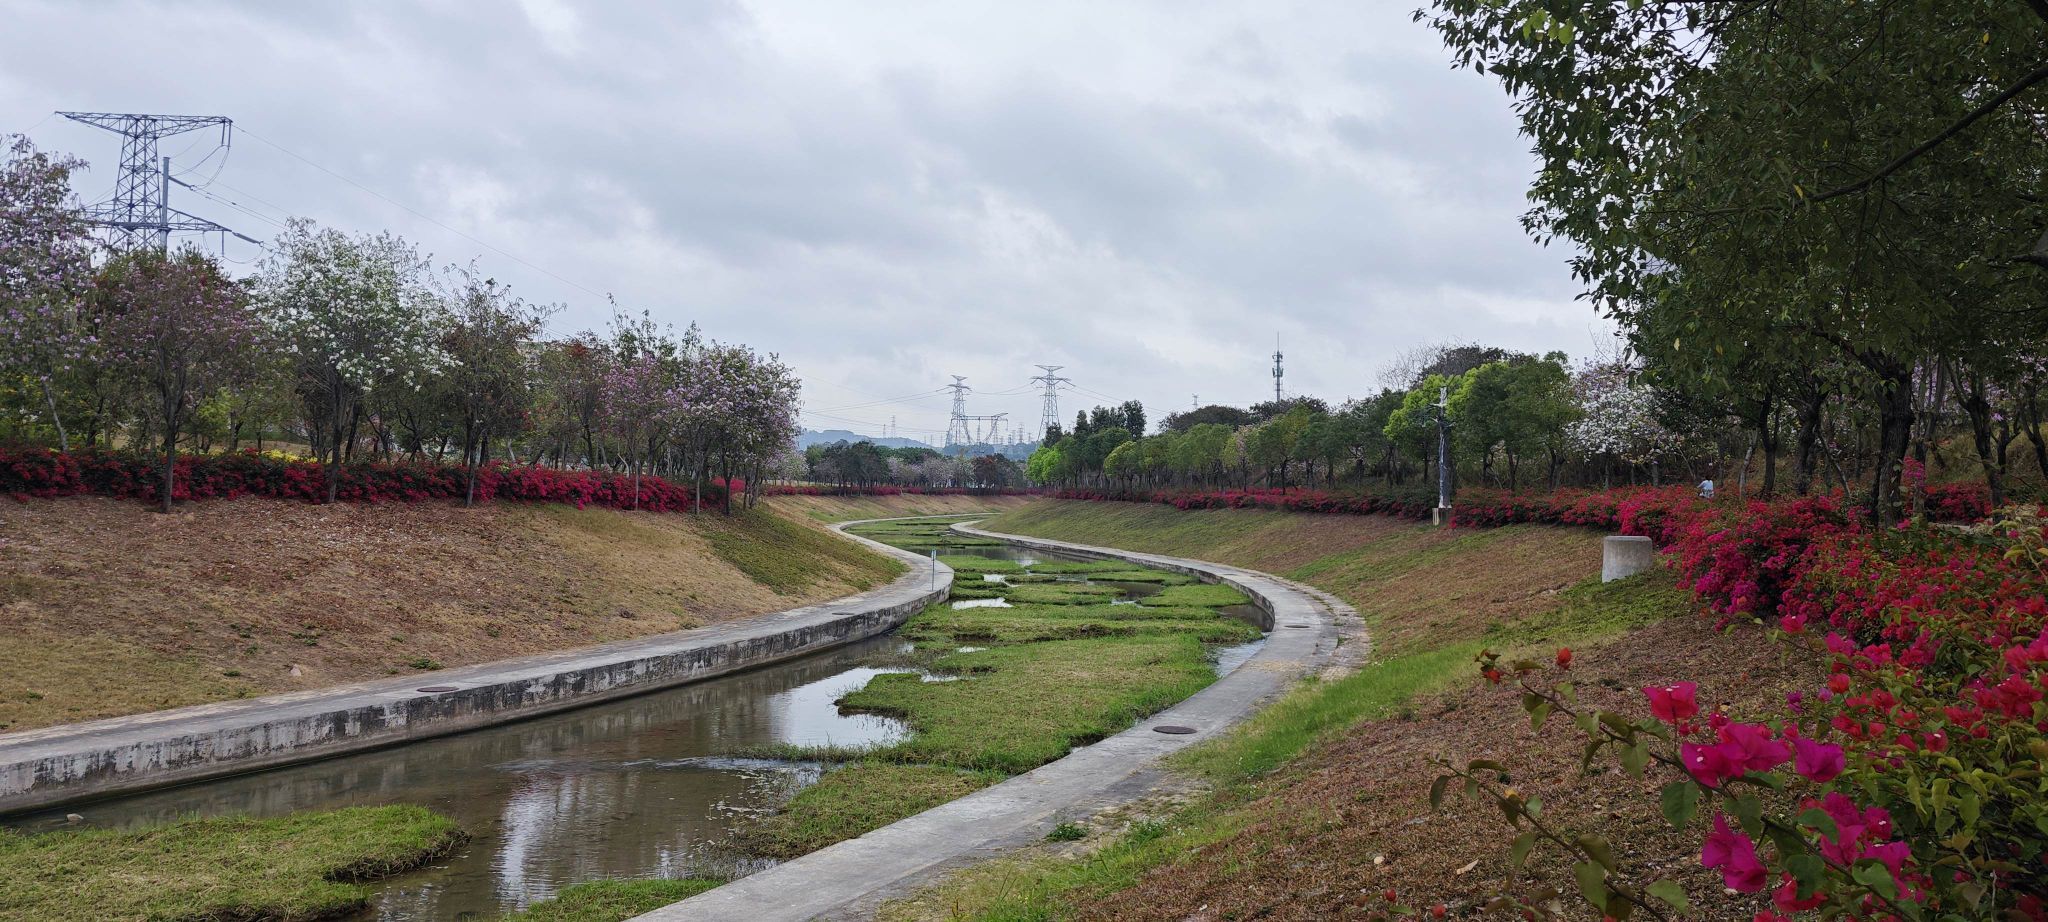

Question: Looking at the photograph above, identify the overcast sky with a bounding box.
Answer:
[2,0,1612,443]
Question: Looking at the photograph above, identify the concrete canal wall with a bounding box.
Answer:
[0,521,950,815]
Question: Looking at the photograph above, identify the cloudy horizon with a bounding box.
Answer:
[2,0,1613,444]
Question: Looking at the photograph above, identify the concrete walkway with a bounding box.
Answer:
[637,521,1363,922]
[0,520,949,814]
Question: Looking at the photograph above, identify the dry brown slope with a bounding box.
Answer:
[0,496,899,732]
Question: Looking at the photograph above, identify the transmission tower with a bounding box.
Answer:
[56,111,255,251]
[1271,335,1285,404]
[944,376,972,449]
[1031,364,1071,437]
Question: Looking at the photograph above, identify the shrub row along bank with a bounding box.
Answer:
[739,518,1258,859]
[1049,480,1994,530]
[0,446,1038,511]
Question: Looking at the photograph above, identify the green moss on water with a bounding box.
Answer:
[1001,582,1127,605]
[504,878,724,921]
[0,806,465,922]
[903,603,1262,646]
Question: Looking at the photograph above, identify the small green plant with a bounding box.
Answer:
[1046,822,1088,842]
[406,657,443,671]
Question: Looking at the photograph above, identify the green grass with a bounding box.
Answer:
[504,878,723,921]
[1001,582,1127,605]
[940,555,1025,574]
[703,509,902,594]
[1135,583,1250,608]
[902,604,1263,646]
[0,806,465,922]
[1080,570,1195,584]
[841,635,1222,773]
[743,763,1003,858]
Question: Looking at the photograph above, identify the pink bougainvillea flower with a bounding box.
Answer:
[1682,742,1737,788]
[1645,682,1700,723]
[1718,723,1792,773]
[1792,736,1846,783]
[1779,614,1806,634]
[1701,813,1767,893]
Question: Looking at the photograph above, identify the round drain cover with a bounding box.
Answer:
[1283,623,1310,629]
[416,685,459,693]
[1153,725,1198,735]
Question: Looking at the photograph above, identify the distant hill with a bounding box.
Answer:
[796,429,936,451]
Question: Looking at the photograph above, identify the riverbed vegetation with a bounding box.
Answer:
[738,516,1263,859]
[502,878,723,921]
[0,805,464,922]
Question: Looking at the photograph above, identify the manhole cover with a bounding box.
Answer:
[1153,725,1198,735]
[416,686,459,693]
[1283,623,1310,628]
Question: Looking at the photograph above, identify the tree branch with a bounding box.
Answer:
[2026,0,2048,27]
[1808,63,2048,205]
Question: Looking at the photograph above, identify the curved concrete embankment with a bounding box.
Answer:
[0,520,951,815]
[639,520,1363,922]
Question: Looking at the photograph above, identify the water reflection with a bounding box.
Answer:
[6,635,911,921]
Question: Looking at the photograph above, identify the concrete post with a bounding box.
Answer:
[1602,535,1655,582]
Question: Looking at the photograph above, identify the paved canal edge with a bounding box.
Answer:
[0,519,951,815]
[637,520,1366,922]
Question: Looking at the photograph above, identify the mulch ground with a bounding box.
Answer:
[1074,617,1818,921]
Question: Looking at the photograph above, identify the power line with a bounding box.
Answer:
[235,125,607,300]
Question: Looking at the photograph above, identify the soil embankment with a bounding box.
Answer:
[0,496,905,732]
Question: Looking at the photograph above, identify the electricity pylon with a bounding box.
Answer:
[56,111,254,251]
[1031,364,1070,437]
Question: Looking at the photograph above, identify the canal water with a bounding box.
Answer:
[4,535,1263,920]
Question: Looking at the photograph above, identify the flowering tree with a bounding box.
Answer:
[1566,361,1673,484]
[0,136,94,450]
[435,264,553,506]
[98,248,257,513]
[256,220,444,503]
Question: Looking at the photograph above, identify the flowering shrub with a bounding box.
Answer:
[0,446,729,513]
[1434,503,2048,919]
[762,483,1034,497]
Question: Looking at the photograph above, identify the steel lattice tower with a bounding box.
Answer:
[57,111,243,251]
[944,376,972,449]
[1031,364,1070,438]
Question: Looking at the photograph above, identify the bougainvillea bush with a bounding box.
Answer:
[1434,504,2048,919]
[0,446,729,513]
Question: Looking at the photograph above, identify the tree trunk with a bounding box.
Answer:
[1956,369,2006,509]
[1867,360,1915,526]
[1791,387,1824,496]
[40,380,68,453]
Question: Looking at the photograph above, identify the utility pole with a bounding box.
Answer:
[56,111,256,251]
[1031,364,1071,439]
[1434,384,1454,526]
[1271,335,1284,404]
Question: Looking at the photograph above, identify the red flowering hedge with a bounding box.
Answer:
[1,447,730,513]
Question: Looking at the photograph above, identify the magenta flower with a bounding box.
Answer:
[1701,813,1767,893]
[1645,682,1700,723]
[1681,741,1737,788]
[1791,736,1846,783]
[1717,723,1792,773]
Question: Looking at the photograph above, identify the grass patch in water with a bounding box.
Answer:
[504,878,723,921]
[839,635,1219,773]
[744,763,1003,859]
[0,805,465,922]
[1000,582,1126,605]
[1136,582,1250,608]
[904,604,1261,646]
[939,555,1024,574]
